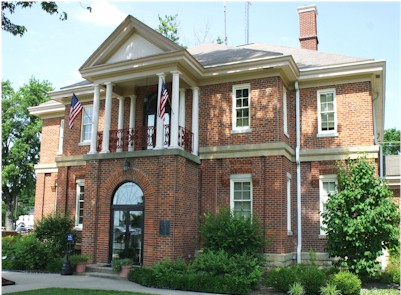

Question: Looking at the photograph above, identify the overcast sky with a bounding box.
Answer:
[1,1,400,129]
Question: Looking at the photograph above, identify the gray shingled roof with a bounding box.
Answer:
[60,42,372,91]
[188,43,372,69]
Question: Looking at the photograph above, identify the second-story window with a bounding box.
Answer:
[283,88,289,137]
[232,84,251,132]
[81,105,93,143]
[317,89,337,136]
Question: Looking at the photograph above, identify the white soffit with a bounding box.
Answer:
[106,34,165,64]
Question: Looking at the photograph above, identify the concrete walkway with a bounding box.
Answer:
[1,271,217,294]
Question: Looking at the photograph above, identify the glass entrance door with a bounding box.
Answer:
[110,182,144,265]
[111,209,143,264]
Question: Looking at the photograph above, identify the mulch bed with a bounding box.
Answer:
[2,277,16,286]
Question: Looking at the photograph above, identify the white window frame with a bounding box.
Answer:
[57,119,64,155]
[283,88,289,137]
[286,173,292,235]
[75,179,85,229]
[230,174,253,218]
[232,84,251,133]
[80,105,93,145]
[319,174,337,235]
[317,89,338,137]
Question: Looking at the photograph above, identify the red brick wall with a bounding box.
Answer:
[34,172,58,222]
[40,118,61,163]
[300,82,374,149]
[199,77,287,148]
[200,156,296,255]
[78,155,199,266]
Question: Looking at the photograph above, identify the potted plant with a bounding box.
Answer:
[112,258,133,278]
[70,254,90,273]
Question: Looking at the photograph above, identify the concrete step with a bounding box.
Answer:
[86,264,115,275]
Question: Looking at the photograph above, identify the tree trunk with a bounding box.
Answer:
[5,208,15,230]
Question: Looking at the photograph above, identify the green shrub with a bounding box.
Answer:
[2,235,19,269]
[320,282,341,295]
[69,254,90,269]
[296,265,326,295]
[34,213,76,257]
[288,282,305,295]
[12,234,49,270]
[128,267,154,286]
[45,257,64,273]
[200,208,266,263]
[331,271,362,295]
[129,251,262,294]
[266,267,297,293]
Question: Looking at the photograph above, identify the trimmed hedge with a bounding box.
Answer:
[128,251,262,294]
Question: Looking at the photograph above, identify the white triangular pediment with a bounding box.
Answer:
[80,15,183,71]
[106,33,165,64]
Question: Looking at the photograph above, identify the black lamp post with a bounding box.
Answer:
[61,234,73,275]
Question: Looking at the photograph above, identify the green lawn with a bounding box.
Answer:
[361,290,400,295]
[6,288,156,295]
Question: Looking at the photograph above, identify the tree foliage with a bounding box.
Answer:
[1,2,67,36]
[2,78,52,229]
[156,14,180,44]
[322,157,400,276]
[383,128,400,155]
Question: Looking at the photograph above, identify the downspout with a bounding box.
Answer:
[295,81,302,264]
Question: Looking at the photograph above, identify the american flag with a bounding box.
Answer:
[69,93,83,129]
[159,80,169,120]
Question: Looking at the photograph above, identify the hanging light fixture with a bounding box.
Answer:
[123,159,130,172]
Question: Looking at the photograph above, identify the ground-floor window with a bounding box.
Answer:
[75,179,85,228]
[230,174,252,218]
[319,174,337,235]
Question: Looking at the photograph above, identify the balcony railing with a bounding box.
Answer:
[97,125,193,153]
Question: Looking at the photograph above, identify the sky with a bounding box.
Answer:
[1,1,400,129]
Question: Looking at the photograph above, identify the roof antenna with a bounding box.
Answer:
[224,2,228,45]
[245,1,251,44]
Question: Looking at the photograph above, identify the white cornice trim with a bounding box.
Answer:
[28,101,65,119]
[34,163,58,173]
[300,146,379,162]
[200,142,295,161]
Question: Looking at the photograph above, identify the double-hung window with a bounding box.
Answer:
[232,84,251,132]
[75,179,85,228]
[80,105,93,144]
[317,89,337,136]
[319,175,337,235]
[230,174,252,218]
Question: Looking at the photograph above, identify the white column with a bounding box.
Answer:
[179,88,186,148]
[128,95,136,152]
[192,87,199,155]
[169,71,180,148]
[155,73,165,149]
[101,82,113,153]
[89,84,100,154]
[116,96,125,152]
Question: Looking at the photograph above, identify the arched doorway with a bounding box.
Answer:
[109,182,144,265]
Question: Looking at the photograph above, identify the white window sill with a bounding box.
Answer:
[74,225,83,231]
[287,230,293,236]
[231,128,252,134]
[317,132,338,138]
[78,141,91,146]
[318,234,327,239]
[284,132,290,138]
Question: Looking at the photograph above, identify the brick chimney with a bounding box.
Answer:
[298,5,319,50]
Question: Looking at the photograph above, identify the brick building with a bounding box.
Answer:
[29,5,386,266]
